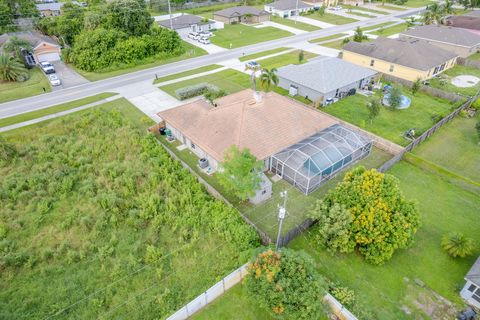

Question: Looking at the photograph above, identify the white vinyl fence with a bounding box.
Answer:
[166,263,249,320]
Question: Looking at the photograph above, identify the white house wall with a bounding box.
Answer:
[460,280,480,309]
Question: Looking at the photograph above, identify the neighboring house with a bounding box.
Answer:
[36,2,64,16]
[213,6,270,24]
[400,25,480,58]
[0,31,61,62]
[157,89,372,194]
[460,256,480,309]
[157,14,219,37]
[264,0,314,18]
[277,57,377,104]
[444,11,480,32]
[342,37,458,81]
[303,0,338,7]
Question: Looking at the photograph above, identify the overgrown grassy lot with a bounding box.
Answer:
[429,65,480,97]
[211,24,292,48]
[304,12,358,25]
[153,65,223,84]
[73,41,207,82]
[370,22,409,36]
[271,16,321,32]
[159,69,251,99]
[0,93,117,128]
[322,90,458,145]
[413,113,480,183]
[239,47,291,62]
[0,67,51,103]
[0,99,258,319]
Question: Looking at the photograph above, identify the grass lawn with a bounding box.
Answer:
[73,41,207,82]
[403,0,435,7]
[271,16,321,32]
[0,98,258,319]
[153,64,223,84]
[0,67,51,103]
[289,160,480,319]
[239,47,291,62]
[429,65,480,97]
[159,69,251,99]
[257,50,317,69]
[304,12,358,25]
[412,113,480,183]
[346,10,376,18]
[371,22,409,36]
[321,90,458,146]
[469,52,480,61]
[0,92,117,128]
[211,24,292,49]
[309,33,346,43]
[319,39,347,50]
[363,21,397,31]
[343,4,389,14]
[376,4,407,10]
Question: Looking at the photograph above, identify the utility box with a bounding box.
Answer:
[249,173,272,205]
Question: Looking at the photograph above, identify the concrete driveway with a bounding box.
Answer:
[51,61,89,90]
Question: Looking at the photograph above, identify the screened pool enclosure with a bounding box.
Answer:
[270,124,373,194]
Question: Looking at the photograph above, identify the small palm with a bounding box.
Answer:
[259,68,279,92]
[441,232,475,258]
[0,55,27,82]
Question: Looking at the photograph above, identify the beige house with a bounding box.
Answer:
[303,0,339,7]
[341,0,364,6]
[0,31,61,62]
[400,25,480,58]
[342,37,458,82]
[213,6,270,24]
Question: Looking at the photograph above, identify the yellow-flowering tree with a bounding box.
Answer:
[311,167,420,265]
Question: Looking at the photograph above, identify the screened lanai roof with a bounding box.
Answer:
[272,124,371,177]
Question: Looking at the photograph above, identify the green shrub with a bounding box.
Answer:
[175,83,219,100]
[441,232,475,258]
[329,285,355,307]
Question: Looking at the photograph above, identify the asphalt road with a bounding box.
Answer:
[0,6,425,119]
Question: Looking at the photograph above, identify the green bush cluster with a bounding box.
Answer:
[175,83,219,100]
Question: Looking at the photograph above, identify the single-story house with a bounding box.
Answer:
[157,14,219,37]
[277,57,378,104]
[460,256,480,309]
[342,37,458,82]
[0,31,61,62]
[157,89,372,194]
[264,0,314,18]
[213,6,270,24]
[303,0,338,7]
[444,11,480,32]
[342,0,364,6]
[400,25,480,58]
[36,2,65,16]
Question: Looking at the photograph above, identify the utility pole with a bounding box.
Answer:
[167,0,173,30]
[295,0,299,24]
[275,191,288,251]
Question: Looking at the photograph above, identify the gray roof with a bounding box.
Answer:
[266,0,313,10]
[36,2,64,11]
[214,6,269,18]
[401,25,480,48]
[157,14,213,30]
[0,31,59,49]
[343,37,458,71]
[277,57,377,94]
[464,10,480,17]
[466,256,480,286]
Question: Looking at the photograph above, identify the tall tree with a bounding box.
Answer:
[366,98,381,123]
[3,37,32,59]
[353,26,367,42]
[259,68,279,92]
[0,54,27,81]
[0,0,14,33]
[388,86,403,109]
[217,146,263,201]
[105,0,154,36]
[423,2,443,25]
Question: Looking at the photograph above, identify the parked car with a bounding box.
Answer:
[330,5,342,11]
[48,74,61,86]
[199,38,211,45]
[20,48,36,69]
[40,61,55,74]
[201,31,213,37]
[245,61,260,69]
[188,32,200,40]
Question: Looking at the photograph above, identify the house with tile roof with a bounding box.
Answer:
[213,6,270,24]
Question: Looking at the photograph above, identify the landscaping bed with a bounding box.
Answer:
[0,67,51,103]
[210,24,293,49]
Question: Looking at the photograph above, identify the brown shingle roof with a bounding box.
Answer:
[401,25,480,47]
[214,6,269,18]
[444,15,480,31]
[158,89,338,162]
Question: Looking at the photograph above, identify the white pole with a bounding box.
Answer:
[295,0,299,24]
[168,0,173,30]
[275,191,288,250]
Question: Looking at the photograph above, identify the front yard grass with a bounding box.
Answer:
[257,50,317,69]
[376,4,407,10]
[346,10,376,18]
[403,0,435,7]
[0,67,51,103]
[159,69,251,99]
[304,12,358,25]
[0,92,117,128]
[271,16,321,32]
[211,24,293,49]
[371,22,409,36]
[412,113,480,183]
[239,47,291,62]
[469,52,480,61]
[73,41,207,82]
[309,33,347,43]
[153,64,223,84]
[429,65,480,97]
[319,38,347,50]
[322,90,458,145]
[363,21,398,31]
[342,4,390,14]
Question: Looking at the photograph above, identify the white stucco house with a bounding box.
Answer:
[460,256,480,309]
[264,0,314,18]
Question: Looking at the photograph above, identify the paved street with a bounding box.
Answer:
[0,6,425,119]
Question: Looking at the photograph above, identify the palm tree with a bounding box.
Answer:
[442,0,454,15]
[245,63,262,92]
[0,54,27,82]
[441,232,475,258]
[423,3,443,25]
[3,37,32,59]
[259,68,279,92]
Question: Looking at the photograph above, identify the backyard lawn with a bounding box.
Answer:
[370,22,409,36]
[304,12,358,25]
[211,24,292,49]
[0,67,51,103]
[73,41,207,81]
[322,90,458,145]
[271,15,321,32]
[429,65,480,97]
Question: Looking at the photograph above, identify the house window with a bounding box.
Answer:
[389,64,394,72]
[335,88,339,97]
[433,66,440,75]
[468,284,477,292]
[262,189,267,195]
[191,143,196,149]
[370,59,375,66]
